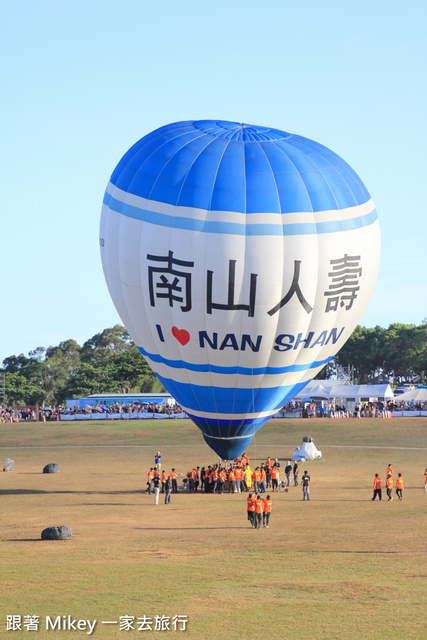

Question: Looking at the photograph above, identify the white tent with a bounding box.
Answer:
[300,382,330,399]
[392,388,427,402]
[357,384,394,399]
[297,381,393,401]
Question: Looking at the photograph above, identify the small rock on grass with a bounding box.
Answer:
[3,458,15,471]
[41,526,73,540]
[43,463,59,473]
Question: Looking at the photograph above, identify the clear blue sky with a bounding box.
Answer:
[2,0,426,364]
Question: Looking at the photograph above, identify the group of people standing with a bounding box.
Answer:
[145,451,314,520]
[247,494,272,528]
[145,452,422,528]
[185,455,301,495]
[146,452,179,504]
[372,464,404,501]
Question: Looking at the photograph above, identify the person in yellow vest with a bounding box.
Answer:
[263,495,272,528]
[396,473,404,500]
[245,466,252,491]
[372,474,382,501]
[386,474,393,501]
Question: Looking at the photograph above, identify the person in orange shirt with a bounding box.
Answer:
[259,466,266,493]
[212,467,219,493]
[396,473,404,500]
[263,495,272,528]
[228,468,236,493]
[386,474,393,501]
[242,452,249,466]
[247,493,256,528]
[234,466,242,493]
[170,468,178,493]
[265,457,273,470]
[161,471,167,494]
[252,467,261,493]
[146,468,154,494]
[424,468,427,494]
[386,464,393,478]
[372,474,382,501]
[271,466,280,492]
[254,495,264,529]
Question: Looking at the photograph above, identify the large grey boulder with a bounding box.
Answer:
[41,526,73,540]
[3,458,15,471]
[43,463,59,473]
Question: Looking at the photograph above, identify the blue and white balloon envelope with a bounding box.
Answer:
[100,120,380,459]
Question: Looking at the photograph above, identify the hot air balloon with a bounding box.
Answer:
[100,120,380,459]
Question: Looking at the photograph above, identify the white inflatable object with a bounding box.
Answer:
[292,438,322,461]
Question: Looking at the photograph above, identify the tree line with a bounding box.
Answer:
[324,321,427,385]
[1,321,426,407]
[1,325,164,407]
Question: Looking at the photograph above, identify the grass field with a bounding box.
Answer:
[1,417,426,640]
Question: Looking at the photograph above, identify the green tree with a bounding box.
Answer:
[109,347,161,393]
[80,325,133,366]
[4,371,43,406]
[60,362,116,400]
[335,326,380,383]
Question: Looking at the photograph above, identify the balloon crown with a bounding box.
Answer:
[194,119,292,142]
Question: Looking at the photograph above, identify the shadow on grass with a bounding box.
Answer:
[7,538,45,542]
[0,489,145,496]
[136,526,248,530]
[324,550,399,554]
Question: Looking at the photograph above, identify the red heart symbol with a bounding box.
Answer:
[171,326,190,346]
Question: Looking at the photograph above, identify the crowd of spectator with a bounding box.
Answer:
[1,397,426,424]
[389,399,427,412]
[1,405,38,422]
[280,399,427,418]
[60,401,185,417]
